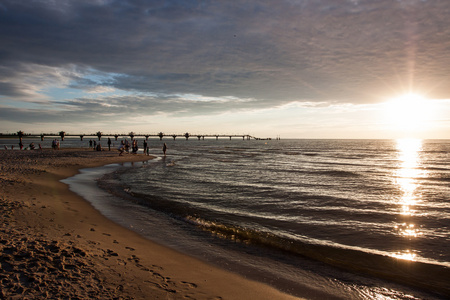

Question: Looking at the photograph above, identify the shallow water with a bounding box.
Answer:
[62,139,450,299]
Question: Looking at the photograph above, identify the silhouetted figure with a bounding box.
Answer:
[163,143,167,156]
[118,141,125,156]
[132,139,139,154]
[107,138,112,151]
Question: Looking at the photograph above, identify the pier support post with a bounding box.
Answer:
[80,135,84,141]
[114,134,119,141]
[172,135,177,140]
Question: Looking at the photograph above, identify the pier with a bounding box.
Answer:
[1,131,273,141]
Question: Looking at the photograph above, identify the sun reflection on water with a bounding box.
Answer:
[393,250,417,261]
[394,139,425,216]
[391,139,426,261]
[394,223,423,238]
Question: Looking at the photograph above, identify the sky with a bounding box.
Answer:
[1,0,450,139]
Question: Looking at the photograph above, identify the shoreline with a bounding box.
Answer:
[0,149,299,299]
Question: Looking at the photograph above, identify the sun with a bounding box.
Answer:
[385,93,433,131]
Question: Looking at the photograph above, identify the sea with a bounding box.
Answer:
[3,137,450,299]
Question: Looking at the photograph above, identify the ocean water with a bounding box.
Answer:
[60,138,449,299]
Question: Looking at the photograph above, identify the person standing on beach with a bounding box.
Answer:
[163,143,167,156]
[133,139,139,154]
[118,141,125,156]
[143,140,148,155]
[107,137,112,151]
[125,139,130,153]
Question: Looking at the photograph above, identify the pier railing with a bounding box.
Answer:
[1,132,274,141]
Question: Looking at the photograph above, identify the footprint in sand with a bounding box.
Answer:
[106,249,118,256]
[181,281,198,289]
[151,264,163,270]
[138,265,150,271]
[127,254,140,263]
[117,259,127,266]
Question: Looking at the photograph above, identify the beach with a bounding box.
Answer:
[0,148,299,299]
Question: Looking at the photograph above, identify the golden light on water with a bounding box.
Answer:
[392,139,426,261]
[394,223,423,238]
[394,138,425,216]
[393,250,417,261]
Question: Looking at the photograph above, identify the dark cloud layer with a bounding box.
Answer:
[1,0,450,123]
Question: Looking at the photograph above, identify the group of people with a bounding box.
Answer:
[3,142,42,150]
[3,137,168,156]
[117,138,167,156]
[89,138,117,151]
[51,139,60,150]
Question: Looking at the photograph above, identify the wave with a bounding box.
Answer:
[315,170,361,177]
[425,177,450,183]
[98,171,450,297]
[255,166,362,178]
[422,166,450,171]
[281,151,320,156]
[186,216,450,297]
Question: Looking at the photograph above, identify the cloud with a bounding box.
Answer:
[1,0,450,119]
[0,63,68,101]
[0,92,261,126]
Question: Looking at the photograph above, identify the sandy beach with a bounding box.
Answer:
[0,148,299,299]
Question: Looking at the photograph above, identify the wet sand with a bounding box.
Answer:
[0,148,300,299]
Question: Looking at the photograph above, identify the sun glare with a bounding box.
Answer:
[385,93,433,132]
